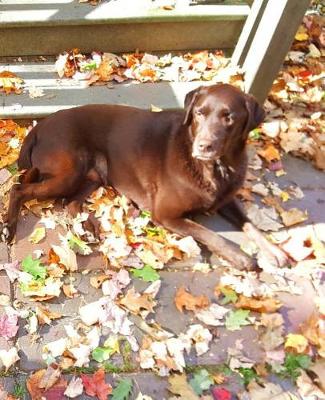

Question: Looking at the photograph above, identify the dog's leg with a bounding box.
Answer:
[66,178,102,236]
[6,174,82,243]
[159,216,255,270]
[218,200,288,267]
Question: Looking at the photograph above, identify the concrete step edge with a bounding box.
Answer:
[0,3,250,27]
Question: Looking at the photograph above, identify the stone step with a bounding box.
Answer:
[0,59,211,119]
[0,0,250,56]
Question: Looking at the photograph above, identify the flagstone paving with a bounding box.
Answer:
[0,153,324,398]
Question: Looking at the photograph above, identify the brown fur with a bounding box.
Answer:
[5,84,288,269]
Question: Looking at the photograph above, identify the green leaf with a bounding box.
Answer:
[91,347,113,363]
[189,369,214,395]
[281,353,312,381]
[140,210,151,218]
[219,286,238,305]
[249,128,261,140]
[111,378,133,400]
[238,367,258,386]
[21,255,47,281]
[144,226,166,238]
[225,309,250,331]
[67,232,92,255]
[131,265,160,282]
[29,227,46,244]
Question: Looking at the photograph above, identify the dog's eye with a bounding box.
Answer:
[221,111,233,125]
[195,109,204,116]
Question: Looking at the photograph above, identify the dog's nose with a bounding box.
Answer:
[197,141,213,153]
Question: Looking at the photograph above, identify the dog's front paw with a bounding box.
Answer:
[260,242,289,268]
[0,222,12,243]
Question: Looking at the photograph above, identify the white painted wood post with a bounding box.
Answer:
[232,0,310,104]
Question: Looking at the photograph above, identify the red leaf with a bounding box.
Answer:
[212,387,232,400]
[81,369,112,400]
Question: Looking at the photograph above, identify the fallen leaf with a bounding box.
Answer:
[26,368,67,400]
[111,378,133,400]
[235,295,282,313]
[0,308,19,339]
[225,309,250,331]
[296,370,325,399]
[38,364,61,391]
[195,303,229,326]
[0,347,19,371]
[211,387,232,400]
[29,226,46,244]
[174,287,209,313]
[35,306,62,325]
[189,369,213,395]
[131,264,160,282]
[285,333,309,354]
[81,369,112,400]
[51,244,78,272]
[119,287,156,315]
[258,144,281,162]
[280,208,308,227]
[168,374,199,400]
[64,377,84,398]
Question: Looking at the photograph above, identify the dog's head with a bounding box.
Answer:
[183,84,265,161]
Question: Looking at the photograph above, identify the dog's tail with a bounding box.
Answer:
[17,126,38,170]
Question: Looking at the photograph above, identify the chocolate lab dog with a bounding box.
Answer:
[5,84,288,269]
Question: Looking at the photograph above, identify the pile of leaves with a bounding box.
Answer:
[54,49,238,85]
[260,14,325,170]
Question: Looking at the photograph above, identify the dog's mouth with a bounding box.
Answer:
[192,151,220,161]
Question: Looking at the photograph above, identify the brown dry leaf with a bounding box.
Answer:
[27,367,67,400]
[258,144,281,162]
[62,283,78,298]
[280,208,308,227]
[119,287,156,314]
[235,295,282,313]
[168,374,199,400]
[309,359,325,392]
[38,364,61,390]
[35,306,62,325]
[296,370,325,399]
[90,274,109,289]
[237,187,254,202]
[174,287,210,313]
[254,363,269,377]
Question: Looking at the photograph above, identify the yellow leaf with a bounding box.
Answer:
[285,333,309,353]
[280,208,308,227]
[29,227,46,244]
[280,191,290,202]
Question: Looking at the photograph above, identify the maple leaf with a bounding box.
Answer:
[111,378,133,400]
[119,287,156,315]
[27,368,67,400]
[81,369,112,400]
[174,287,209,313]
[189,369,214,395]
[211,387,232,400]
[131,264,160,282]
[21,255,47,280]
[225,309,250,331]
[35,306,62,325]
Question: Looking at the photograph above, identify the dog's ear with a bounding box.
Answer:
[244,94,265,133]
[183,86,202,125]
